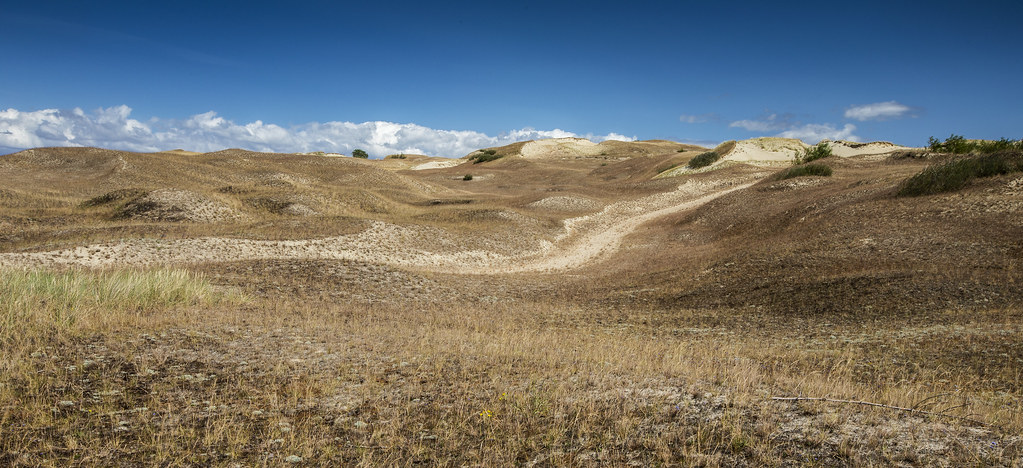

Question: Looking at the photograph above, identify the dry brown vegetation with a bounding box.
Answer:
[1,143,1021,466]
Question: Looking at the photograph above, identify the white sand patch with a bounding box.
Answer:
[520,138,605,159]
[825,140,914,157]
[0,175,758,274]
[720,138,916,164]
[411,159,464,170]
[723,138,808,162]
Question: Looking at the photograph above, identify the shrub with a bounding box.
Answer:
[468,149,502,164]
[778,163,832,180]
[928,135,1023,154]
[897,151,1023,196]
[687,151,720,169]
[795,142,832,164]
[352,149,369,159]
[463,174,473,181]
[387,153,407,159]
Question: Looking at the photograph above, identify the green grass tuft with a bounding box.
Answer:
[795,142,832,164]
[1,269,234,340]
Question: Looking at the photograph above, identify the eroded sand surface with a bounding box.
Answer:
[0,177,756,274]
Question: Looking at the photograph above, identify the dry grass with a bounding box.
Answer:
[2,291,1019,466]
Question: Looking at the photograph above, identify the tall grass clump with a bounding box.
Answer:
[1,269,230,340]
[777,163,832,180]
[898,151,1023,197]
[687,151,720,169]
[928,134,1023,154]
[795,142,832,164]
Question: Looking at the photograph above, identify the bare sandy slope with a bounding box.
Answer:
[411,159,464,170]
[827,140,915,157]
[720,138,917,163]
[0,176,757,274]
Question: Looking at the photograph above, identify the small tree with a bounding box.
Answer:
[352,149,369,159]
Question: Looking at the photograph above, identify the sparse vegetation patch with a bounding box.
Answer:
[687,151,720,169]
[778,163,833,180]
[468,149,503,164]
[897,151,1023,196]
[81,188,148,208]
[928,134,1023,154]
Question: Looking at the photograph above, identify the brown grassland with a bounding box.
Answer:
[1,142,1021,466]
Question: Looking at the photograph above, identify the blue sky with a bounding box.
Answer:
[2,0,1021,157]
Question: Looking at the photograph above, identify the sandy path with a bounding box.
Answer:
[0,178,755,274]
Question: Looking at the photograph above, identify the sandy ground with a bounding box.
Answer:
[411,159,464,170]
[722,138,808,162]
[519,138,607,159]
[0,176,757,274]
[720,138,916,164]
[827,140,914,157]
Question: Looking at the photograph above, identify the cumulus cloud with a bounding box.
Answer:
[844,101,912,121]
[729,112,860,143]
[777,123,859,142]
[0,106,636,157]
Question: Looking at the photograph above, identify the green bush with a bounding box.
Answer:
[778,163,833,180]
[795,142,832,164]
[387,153,407,159]
[897,151,1023,197]
[463,174,473,181]
[928,134,1023,154]
[468,149,503,164]
[687,151,720,169]
[352,149,369,159]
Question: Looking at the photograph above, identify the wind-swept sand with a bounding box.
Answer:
[519,138,606,159]
[826,140,914,157]
[719,137,918,163]
[411,159,464,170]
[721,137,808,162]
[0,176,756,274]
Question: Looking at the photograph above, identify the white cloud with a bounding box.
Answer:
[777,123,859,143]
[0,106,636,157]
[729,113,790,132]
[844,101,912,121]
[679,113,718,124]
[729,112,860,143]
